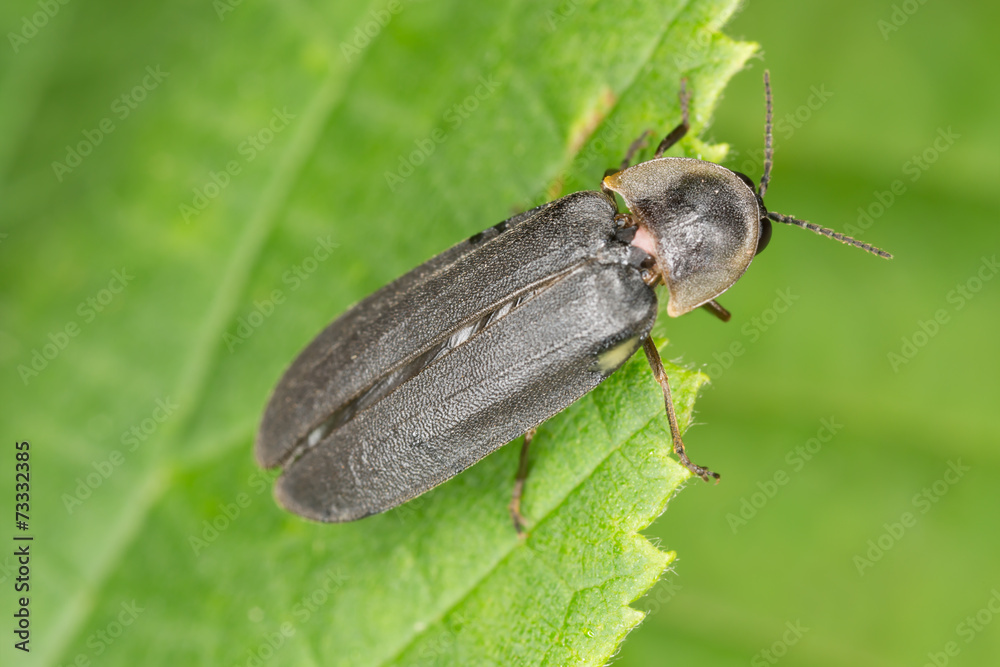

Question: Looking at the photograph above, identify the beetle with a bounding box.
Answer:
[255,71,890,533]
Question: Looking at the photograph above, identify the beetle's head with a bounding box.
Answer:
[603,158,767,316]
[603,70,891,318]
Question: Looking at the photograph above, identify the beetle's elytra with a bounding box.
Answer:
[256,72,890,531]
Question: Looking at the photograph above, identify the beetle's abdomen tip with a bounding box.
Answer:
[274,475,328,523]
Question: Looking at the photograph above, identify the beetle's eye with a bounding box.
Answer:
[755,216,772,255]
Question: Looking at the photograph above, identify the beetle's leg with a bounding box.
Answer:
[654,78,691,158]
[509,427,537,536]
[642,337,720,483]
[618,129,653,171]
[602,129,653,203]
[701,299,732,322]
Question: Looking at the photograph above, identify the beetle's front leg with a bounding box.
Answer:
[602,76,691,200]
[653,77,691,158]
[617,129,654,171]
[602,130,654,204]
[641,337,720,483]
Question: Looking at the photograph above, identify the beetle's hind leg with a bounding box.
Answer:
[509,427,537,536]
[641,337,720,483]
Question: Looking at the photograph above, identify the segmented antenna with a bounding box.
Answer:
[679,78,690,126]
[758,70,774,198]
[767,211,893,259]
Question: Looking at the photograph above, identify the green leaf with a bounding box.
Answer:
[0,0,752,665]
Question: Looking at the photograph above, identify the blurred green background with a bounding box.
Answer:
[2,0,998,665]
[622,3,1000,667]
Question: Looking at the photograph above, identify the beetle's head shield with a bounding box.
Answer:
[604,157,761,317]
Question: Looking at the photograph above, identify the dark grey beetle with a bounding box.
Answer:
[256,72,890,532]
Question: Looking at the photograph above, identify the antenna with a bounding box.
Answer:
[759,70,892,260]
[767,211,893,259]
[758,70,774,199]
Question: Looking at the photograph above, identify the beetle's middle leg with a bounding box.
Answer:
[641,337,720,483]
[509,427,536,536]
[701,299,732,322]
